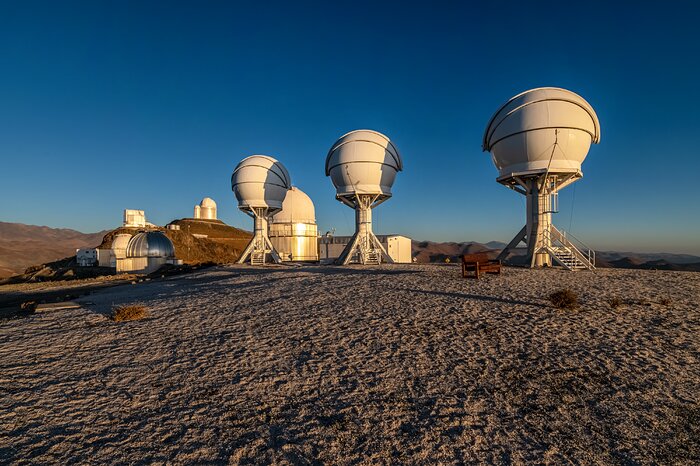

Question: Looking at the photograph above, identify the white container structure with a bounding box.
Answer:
[194,197,217,220]
[231,155,292,265]
[325,129,403,265]
[319,234,411,264]
[483,87,600,270]
[270,187,319,262]
[123,209,146,228]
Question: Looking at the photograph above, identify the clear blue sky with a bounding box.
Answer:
[1,1,699,254]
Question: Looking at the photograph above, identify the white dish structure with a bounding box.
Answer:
[231,155,292,265]
[325,129,403,265]
[483,87,600,269]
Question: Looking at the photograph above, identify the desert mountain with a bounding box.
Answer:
[2,221,699,277]
[0,222,108,278]
[411,239,700,271]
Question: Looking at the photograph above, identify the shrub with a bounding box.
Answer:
[549,289,579,310]
[110,304,148,322]
[608,297,622,309]
[20,301,37,313]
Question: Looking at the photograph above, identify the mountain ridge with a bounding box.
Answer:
[1,221,698,277]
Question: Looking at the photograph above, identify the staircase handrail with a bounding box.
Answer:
[550,225,595,268]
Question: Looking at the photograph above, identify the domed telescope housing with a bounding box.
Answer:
[270,187,319,262]
[194,197,217,220]
[326,129,403,265]
[483,87,600,269]
[231,155,292,265]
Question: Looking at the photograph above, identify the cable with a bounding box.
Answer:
[568,182,577,233]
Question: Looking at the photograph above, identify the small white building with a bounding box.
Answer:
[76,248,98,267]
[77,248,113,267]
[193,197,217,220]
[319,235,412,264]
[123,209,147,228]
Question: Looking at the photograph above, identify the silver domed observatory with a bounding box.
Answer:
[231,155,292,265]
[326,129,403,265]
[483,87,600,270]
[126,231,175,258]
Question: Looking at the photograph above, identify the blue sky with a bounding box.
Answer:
[1,1,699,254]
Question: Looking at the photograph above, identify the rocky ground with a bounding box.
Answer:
[0,264,698,464]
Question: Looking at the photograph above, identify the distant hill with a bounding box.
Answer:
[2,221,698,277]
[98,219,251,265]
[596,250,700,265]
[0,219,253,282]
[0,222,108,278]
[412,241,498,263]
[411,239,700,271]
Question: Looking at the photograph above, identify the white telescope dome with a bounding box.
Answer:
[483,87,600,178]
[272,186,315,224]
[111,233,132,251]
[325,129,402,198]
[200,197,216,208]
[231,155,292,212]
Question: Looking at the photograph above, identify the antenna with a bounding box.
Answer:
[482,87,601,270]
[231,155,292,265]
[325,129,403,265]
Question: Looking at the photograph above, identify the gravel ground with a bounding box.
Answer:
[1,264,698,464]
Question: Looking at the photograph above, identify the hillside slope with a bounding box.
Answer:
[0,222,107,278]
[98,219,251,265]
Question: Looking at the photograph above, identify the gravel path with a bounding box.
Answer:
[1,265,698,464]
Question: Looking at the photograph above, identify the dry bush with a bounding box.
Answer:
[608,297,622,309]
[110,304,148,322]
[20,301,37,313]
[549,289,579,310]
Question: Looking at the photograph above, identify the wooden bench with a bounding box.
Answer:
[461,253,501,279]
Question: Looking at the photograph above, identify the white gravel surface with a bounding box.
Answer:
[1,264,698,464]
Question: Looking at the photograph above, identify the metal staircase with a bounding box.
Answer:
[362,250,381,265]
[544,226,596,271]
[250,251,265,266]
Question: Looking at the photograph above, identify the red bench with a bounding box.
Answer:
[461,253,501,279]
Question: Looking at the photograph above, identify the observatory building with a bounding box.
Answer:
[123,209,147,228]
[115,231,179,274]
[269,187,319,262]
[76,233,133,268]
[325,129,403,265]
[319,234,411,264]
[231,155,292,265]
[483,87,600,270]
[77,231,180,273]
[194,197,217,220]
